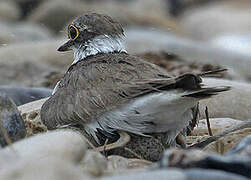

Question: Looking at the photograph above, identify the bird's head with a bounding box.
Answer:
[58,13,127,64]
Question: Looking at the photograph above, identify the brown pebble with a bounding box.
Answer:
[28,112,38,119]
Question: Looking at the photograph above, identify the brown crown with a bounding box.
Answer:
[69,13,124,43]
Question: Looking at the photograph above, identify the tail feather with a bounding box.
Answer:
[183,86,230,98]
[198,69,227,77]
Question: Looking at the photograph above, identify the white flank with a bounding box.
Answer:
[72,35,127,65]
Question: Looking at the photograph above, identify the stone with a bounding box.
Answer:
[0,60,56,87]
[210,34,251,57]
[158,143,251,179]
[82,150,108,177]
[226,135,251,156]
[0,156,91,180]
[202,128,251,154]
[0,40,71,86]
[185,169,249,180]
[0,93,26,147]
[0,39,72,69]
[98,169,186,180]
[139,52,229,78]
[10,0,44,19]
[28,0,177,33]
[0,129,91,180]
[199,78,251,120]
[125,28,251,79]
[18,98,48,137]
[192,118,243,136]
[0,1,20,22]
[109,132,172,162]
[105,155,151,175]
[0,22,51,46]
[181,0,251,40]
[28,0,85,32]
[107,155,151,171]
[18,98,48,114]
[0,86,52,106]
[1,130,87,163]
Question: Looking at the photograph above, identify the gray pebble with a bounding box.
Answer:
[185,169,249,180]
[0,93,26,147]
[0,86,52,106]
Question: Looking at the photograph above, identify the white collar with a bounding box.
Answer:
[72,35,127,65]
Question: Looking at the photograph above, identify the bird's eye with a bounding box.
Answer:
[68,25,79,40]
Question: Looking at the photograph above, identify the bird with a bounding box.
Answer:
[40,13,230,148]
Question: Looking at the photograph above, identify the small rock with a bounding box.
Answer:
[18,98,48,114]
[181,1,251,40]
[109,132,172,161]
[0,39,73,69]
[22,110,47,137]
[1,130,87,163]
[0,156,91,180]
[98,169,186,180]
[28,0,86,32]
[108,155,151,170]
[106,155,151,175]
[0,40,71,86]
[0,22,51,46]
[0,93,26,147]
[210,34,251,57]
[0,86,52,106]
[226,135,251,156]
[28,0,177,33]
[82,150,108,177]
[192,118,243,136]
[203,128,251,154]
[185,169,249,180]
[0,61,57,87]
[125,28,251,79]
[158,137,251,178]
[10,0,44,19]
[199,78,251,120]
[0,1,20,22]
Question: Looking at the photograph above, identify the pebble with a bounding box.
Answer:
[187,118,251,154]
[0,1,20,22]
[0,39,73,68]
[98,169,186,180]
[226,135,251,156]
[192,118,243,136]
[0,22,51,45]
[107,155,151,171]
[1,130,87,163]
[82,150,108,177]
[199,78,251,120]
[181,1,251,40]
[125,28,251,79]
[0,93,26,147]
[28,0,176,33]
[158,135,251,178]
[185,169,249,180]
[0,86,52,106]
[0,157,91,180]
[0,130,92,180]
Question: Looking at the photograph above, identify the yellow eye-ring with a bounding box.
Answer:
[68,25,79,40]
